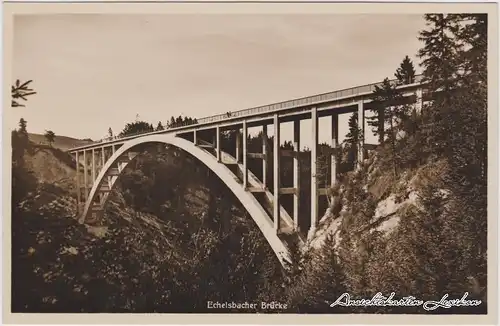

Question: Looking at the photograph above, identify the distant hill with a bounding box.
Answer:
[28,133,93,152]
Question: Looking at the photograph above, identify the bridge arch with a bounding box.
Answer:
[79,134,290,265]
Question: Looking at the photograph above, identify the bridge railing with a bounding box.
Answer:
[87,74,424,146]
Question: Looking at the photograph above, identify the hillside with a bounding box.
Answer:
[28,133,93,151]
[12,141,285,313]
[23,145,79,192]
[284,143,487,314]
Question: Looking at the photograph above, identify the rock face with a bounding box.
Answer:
[305,154,446,254]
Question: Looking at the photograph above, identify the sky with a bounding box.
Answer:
[12,14,426,147]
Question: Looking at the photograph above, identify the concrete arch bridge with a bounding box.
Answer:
[68,76,426,266]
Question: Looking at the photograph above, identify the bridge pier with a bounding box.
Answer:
[416,88,423,113]
[293,119,300,232]
[357,101,365,169]
[83,150,88,202]
[310,107,318,236]
[235,129,241,163]
[91,149,96,184]
[262,125,268,189]
[216,126,221,162]
[273,114,280,233]
[242,121,248,189]
[331,114,339,186]
[75,151,81,215]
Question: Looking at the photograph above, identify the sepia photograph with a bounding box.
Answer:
[3,1,498,324]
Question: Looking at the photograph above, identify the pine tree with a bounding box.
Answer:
[415,14,488,307]
[44,130,56,147]
[156,121,164,131]
[119,121,154,137]
[446,15,487,289]
[367,80,387,144]
[394,55,416,85]
[457,14,487,85]
[344,112,360,167]
[368,78,407,175]
[11,80,36,107]
[395,56,419,139]
[18,118,27,135]
[108,127,113,138]
[168,117,176,129]
[417,14,463,159]
[11,80,37,208]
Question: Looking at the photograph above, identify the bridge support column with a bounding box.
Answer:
[101,147,106,203]
[262,125,268,189]
[83,150,88,202]
[293,119,300,232]
[310,107,318,236]
[75,151,81,215]
[216,126,221,162]
[236,129,241,163]
[242,121,248,189]
[99,147,104,173]
[331,114,339,186]
[357,101,365,169]
[273,114,280,233]
[193,130,198,145]
[92,149,96,185]
[416,88,423,113]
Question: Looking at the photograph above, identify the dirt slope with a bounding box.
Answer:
[24,146,78,193]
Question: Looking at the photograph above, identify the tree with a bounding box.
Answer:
[11,80,37,209]
[44,130,56,147]
[417,14,463,159]
[18,118,28,135]
[369,78,408,176]
[11,80,36,107]
[367,82,386,145]
[394,55,416,85]
[413,13,488,308]
[108,127,113,138]
[167,115,198,129]
[459,14,487,83]
[156,121,164,131]
[169,117,176,128]
[16,118,30,155]
[119,121,154,137]
[343,112,361,167]
[368,56,416,146]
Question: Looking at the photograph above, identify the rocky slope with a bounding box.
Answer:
[306,153,448,251]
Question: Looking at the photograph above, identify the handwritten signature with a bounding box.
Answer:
[330,292,482,311]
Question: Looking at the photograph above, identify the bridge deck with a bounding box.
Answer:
[68,74,424,153]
